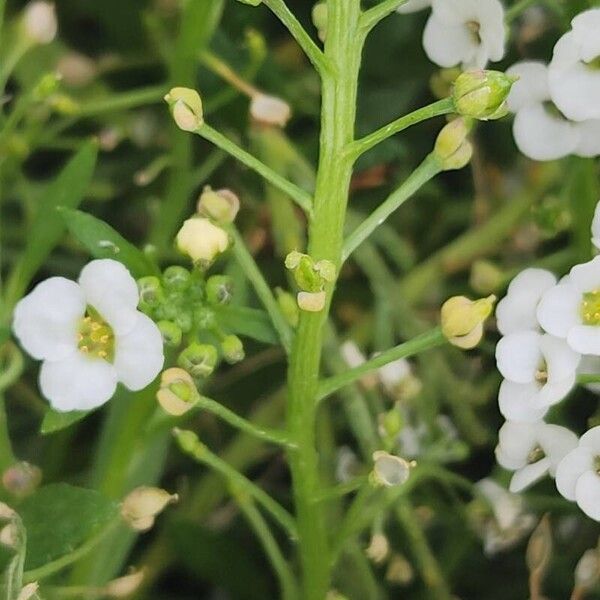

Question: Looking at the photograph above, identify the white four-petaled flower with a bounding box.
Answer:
[548,9,600,123]
[506,61,600,161]
[13,259,164,412]
[495,420,577,492]
[422,0,505,69]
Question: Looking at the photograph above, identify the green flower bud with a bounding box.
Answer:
[158,320,183,347]
[197,187,240,224]
[174,312,193,334]
[173,427,206,460]
[206,275,234,306]
[285,252,323,292]
[194,306,217,330]
[163,266,191,292]
[276,288,299,328]
[164,87,203,131]
[177,343,218,378]
[433,117,473,171]
[453,70,517,121]
[138,276,164,310]
[33,72,61,100]
[221,334,245,364]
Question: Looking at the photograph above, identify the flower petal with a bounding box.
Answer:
[507,62,550,111]
[78,259,139,335]
[569,256,600,292]
[509,458,550,493]
[13,278,84,361]
[475,0,505,63]
[568,326,600,356]
[576,470,600,521]
[579,426,600,453]
[575,119,600,158]
[539,424,579,473]
[591,202,600,251]
[537,284,581,338]
[40,353,117,411]
[498,380,548,423]
[555,448,593,501]
[497,420,539,465]
[535,375,574,408]
[541,334,581,383]
[114,312,164,390]
[571,9,600,64]
[512,104,578,161]
[423,14,477,68]
[495,331,542,384]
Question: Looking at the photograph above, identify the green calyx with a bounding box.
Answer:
[453,70,517,121]
[285,251,336,293]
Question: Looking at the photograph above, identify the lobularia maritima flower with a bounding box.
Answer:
[506,61,600,161]
[13,259,164,412]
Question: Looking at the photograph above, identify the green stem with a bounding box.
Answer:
[347,98,454,159]
[285,1,363,597]
[78,85,166,116]
[195,124,313,214]
[229,226,294,353]
[174,428,298,539]
[577,374,600,385]
[233,490,299,600]
[312,476,369,503]
[342,154,442,261]
[0,393,15,474]
[262,0,330,74]
[317,327,445,401]
[360,0,409,32]
[194,394,296,448]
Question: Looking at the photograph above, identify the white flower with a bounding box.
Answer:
[13,259,164,412]
[506,61,600,161]
[496,268,557,335]
[397,0,431,14]
[249,94,291,127]
[537,256,600,355]
[548,9,600,122]
[592,200,600,250]
[555,427,600,520]
[496,332,580,422]
[22,1,57,45]
[422,0,505,69]
[495,420,577,492]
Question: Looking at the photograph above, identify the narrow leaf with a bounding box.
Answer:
[40,408,94,435]
[215,306,279,345]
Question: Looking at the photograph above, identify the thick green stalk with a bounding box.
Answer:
[285,1,363,597]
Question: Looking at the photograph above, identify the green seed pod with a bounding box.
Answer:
[206,275,234,306]
[177,343,218,378]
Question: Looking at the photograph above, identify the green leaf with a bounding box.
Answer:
[2,142,98,318]
[40,408,94,435]
[215,306,279,345]
[18,484,119,571]
[59,208,159,278]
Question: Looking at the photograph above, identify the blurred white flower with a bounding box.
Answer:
[537,256,600,355]
[496,332,580,422]
[592,200,600,251]
[13,259,164,412]
[548,9,600,122]
[249,94,291,127]
[556,426,600,521]
[496,268,557,335]
[397,0,431,14]
[495,420,577,492]
[506,61,600,161]
[422,0,505,69]
[22,1,57,45]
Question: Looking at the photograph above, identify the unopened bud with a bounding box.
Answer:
[197,187,240,223]
[433,117,473,171]
[194,306,217,330]
[378,409,403,440]
[103,569,145,598]
[49,94,79,115]
[176,217,229,268]
[121,486,178,532]
[575,548,600,592]
[2,462,42,498]
[312,2,328,42]
[173,427,205,460]
[164,87,203,131]
[276,288,300,328]
[22,1,57,44]
[250,94,292,127]
[138,276,164,312]
[366,533,389,564]
[221,334,245,364]
[56,52,97,87]
[371,451,411,487]
[297,291,326,312]
[206,275,234,306]
[32,72,60,100]
[453,70,516,121]
[441,294,496,349]
[178,343,218,378]
[162,266,191,291]
[158,321,182,347]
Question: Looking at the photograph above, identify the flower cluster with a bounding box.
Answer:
[495,202,600,520]
[506,9,600,161]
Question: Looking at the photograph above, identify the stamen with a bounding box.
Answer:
[527,446,545,464]
[77,307,115,362]
[581,290,600,326]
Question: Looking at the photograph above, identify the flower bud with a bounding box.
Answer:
[157,368,199,416]
[176,217,229,268]
[162,266,191,291]
[138,276,164,313]
[221,334,245,364]
[371,451,411,487]
[206,275,234,306]
[121,486,178,532]
[433,117,473,171]
[312,2,328,42]
[56,52,97,87]
[197,187,240,223]
[164,87,203,132]
[575,548,600,592]
[173,427,206,460]
[378,409,403,440]
[178,343,218,378]
[441,294,496,349]
[158,320,182,347]
[366,533,389,564]
[297,291,326,313]
[22,1,57,45]
[250,94,292,127]
[32,72,61,101]
[386,554,414,585]
[276,288,300,328]
[453,70,517,121]
[2,462,42,498]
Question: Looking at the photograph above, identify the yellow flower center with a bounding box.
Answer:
[581,290,600,326]
[78,308,114,361]
[585,55,600,71]
[466,20,481,44]
[527,446,545,464]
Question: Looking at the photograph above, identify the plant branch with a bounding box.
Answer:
[360,0,408,33]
